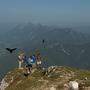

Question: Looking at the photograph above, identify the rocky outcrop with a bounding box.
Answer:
[0,78,9,90]
[0,66,90,90]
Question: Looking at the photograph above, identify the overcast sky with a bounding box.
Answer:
[0,0,90,26]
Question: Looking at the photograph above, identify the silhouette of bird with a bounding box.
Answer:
[42,39,46,48]
[42,39,45,44]
[6,48,17,53]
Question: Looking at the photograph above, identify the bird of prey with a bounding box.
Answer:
[42,39,45,44]
[6,48,17,53]
[42,39,45,48]
[42,39,46,48]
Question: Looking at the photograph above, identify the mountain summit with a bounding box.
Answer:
[0,66,90,90]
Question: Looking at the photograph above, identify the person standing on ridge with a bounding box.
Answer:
[24,56,33,75]
[18,53,25,69]
[36,51,42,69]
[31,55,36,68]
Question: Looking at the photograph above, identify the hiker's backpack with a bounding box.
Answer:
[24,57,32,65]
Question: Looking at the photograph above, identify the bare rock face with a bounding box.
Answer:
[69,81,79,90]
[0,78,9,90]
[0,66,90,90]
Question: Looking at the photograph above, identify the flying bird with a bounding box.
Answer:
[6,48,17,53]
[42,39,46,48]
[42,39,45,44]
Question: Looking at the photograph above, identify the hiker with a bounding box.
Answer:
[24,56,32,75]
[18,53,25,69]
[36,52,42,69]
[31,55,36,68]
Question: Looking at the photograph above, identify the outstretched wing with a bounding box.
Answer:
[6,48,17,53]
[11,48,17,51]
[6,48,11,51]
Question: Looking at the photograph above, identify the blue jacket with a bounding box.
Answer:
[31,55,36,63]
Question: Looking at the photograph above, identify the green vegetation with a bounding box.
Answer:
[5,66,90,90]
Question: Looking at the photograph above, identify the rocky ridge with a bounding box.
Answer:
[0,66,90,90]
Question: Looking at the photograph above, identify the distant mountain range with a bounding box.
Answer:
[74,26,90,33]
[46,42,90,69]
[0,22,90,47]
[0,22,90,79]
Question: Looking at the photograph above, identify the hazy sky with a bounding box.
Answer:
[0,0,90,26]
